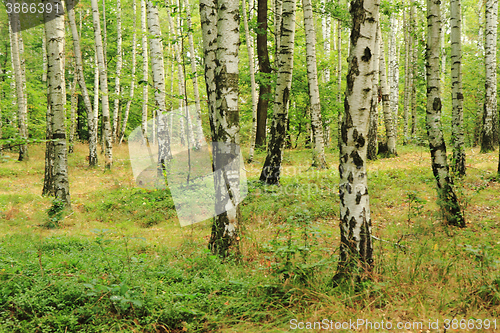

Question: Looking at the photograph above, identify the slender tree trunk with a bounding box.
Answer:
[255,0,272,147]
[367,24,380,160]
[102,0,107,63]
[450,0,465,176]
[207,0,242,258]
[321,0,331,82]
[440,1,446,80]
[426,0,465,227]
[410,3,417,136]
[259,0,296,184]
[334,0,377,282]
[119,0,137,144]
[44,1,71,207]
[274,0,283,64]
[184,0,204,149]
[244,0,259,162]
[42,33,47,82]
[302,0,327,168]
[141,0,149,141]
[379,30,397,156]
[91,0,113,168]
[403,5,410,144]
[69,73,78,154]
[112,0,123,142]
[482,0,497,153]
[337,19,342,150]
[93,47,100,153]
[389,14,399,137]
[8,13,28,161]
[147,0,171,172]
[68,0,97,165]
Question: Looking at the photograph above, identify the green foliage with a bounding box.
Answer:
[44,198,66,229]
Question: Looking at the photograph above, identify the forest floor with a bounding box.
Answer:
[0,143,499,332]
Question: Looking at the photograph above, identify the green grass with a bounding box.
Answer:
[0,143,499,332]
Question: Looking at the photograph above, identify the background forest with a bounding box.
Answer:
[0,0,499,332]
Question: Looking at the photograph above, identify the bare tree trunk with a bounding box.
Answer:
[112,0,123,142]
[321,0,331,82]
[69,73,78,154]
[403,5,410,144]
[255,0,272,147]
[337,19,342,149]
[274,0,283,64]
[102,0,107,63]
[410,2,417,137]
[93,47,100,152]
[379,30,397,156]
[141,0,149,141]
[119,0,137,144]
[259,0,296,184]
[450,0,466,176]
[42,33,47,82]
[482,0,498,153]
[207,0,242,258]
[389,14,399,137]
[367,24,380,160]
[184,0,204,149]
[45,1,71,207]
[243,0,259,162]
[68,0,97,165]
[91,0,113,169]
[334,0,378,282]
[302,0,327,168]
[426,0,465,227]
[8,13,28,161]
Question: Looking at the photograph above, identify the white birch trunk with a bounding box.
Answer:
[450,0,465,176]
[42,33,47,82]
[259,0,296,184]
[68,0,97,165]
[147,0,172,170]
[274,0,283,64]
[243,0,259,162]
[335,0,377,280]
[389,14,399,136]
[119,0,137,144]
[337,19,342,149]
[112,0,123,142]
[44,2,71,206]
[321,0,331,82]
[302,0,327,168]
[403,6,410,144]
[91,0,113,168]
[69,73,78,154]
[141,0,149,141]
[367,24,380,160]
[379,30,397,156]
[426,0,464,227]
[482,0,498,152]
[184,0,204,149]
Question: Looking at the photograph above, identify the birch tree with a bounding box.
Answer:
[403,5,410,144]
[259,0,296,184]
[426,0,465,228]
[44,1,70,207]
[8,12,28,161]
[379,31,397,156]
[389,14,399,136]
[69,74,77,154]
[68,0,96,164]
[410,2,417,136]
[243,0,259,162]
[450,0,465,176]
[321,0,331,82]
[91,0,113,168]
[481,0,497,153]
[302,0,327,168]
[147,0,172,171]
[141,0,149,140]
[367,25,380,161]
[119,0,137,144]
[112,0,123,142]
[334,0,378,282]
[206,0,242,257]
[337,19,342,149]
[255,0,272,147]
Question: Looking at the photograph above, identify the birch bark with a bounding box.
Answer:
[389,14,399,136]
[379,31,397,156]
[112,0,123,142]
[367,24,379,160]
[141,0,149,141]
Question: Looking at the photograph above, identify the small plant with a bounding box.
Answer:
[44,198,66,229]
[406,191,426,225]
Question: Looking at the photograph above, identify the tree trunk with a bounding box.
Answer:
[42,33,47,82]
[119,0,137,144]
[259,0,296,184]
[112,0,123,142]
[367,24,380,160]
[8,13,28,161]
[207,0,242,258]
[337,19,342,150]
[389,14,399,137]
[321,0,331,82]
[102,0,107,64]
[244,0,259,162]
[403,5,410,144]
[91,0,113,168]
[334,0,377,282]
[410,2,417,137]
[44,1,71,207]
[426,0,465,228]
[450,0,465,176]
[379,30,397,156]
[68,0,97,165]
[184,0,204,149]
[69,73,78,154]
[255,0,272,147]
[274,0,283,64]
[141,0,149,141]
[302,0,327,168]
[481,0,497,153]
[147,0,172,171]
